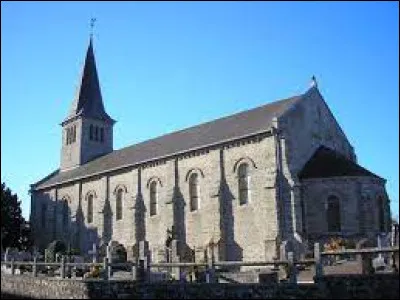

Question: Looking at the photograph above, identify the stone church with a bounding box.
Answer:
[30,38,391,262]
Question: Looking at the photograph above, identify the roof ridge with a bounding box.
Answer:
[113,93,303,154]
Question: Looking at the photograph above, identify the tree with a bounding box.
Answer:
[1,182,32,250]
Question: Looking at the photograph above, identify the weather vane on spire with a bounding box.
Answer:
[90,18,97,39]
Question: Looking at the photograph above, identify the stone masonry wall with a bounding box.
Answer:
[33,133,280,263]
[107,169,136,247]
[223,136,278,261]
[142,159,175,260]
[2,273,399,299]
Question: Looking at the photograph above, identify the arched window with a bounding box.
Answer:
[67,127,73,144]
[87,194,93,224]
[66,128,69,145]
[67,127,72,145]
[377,196,385,232]
[149,181,157,216]
[89,125,94,140]
[72,125,76,143]
[116,189,123,220]
[189,173,199,211]
[100,128,104,143]
[327,195,341,232]
[62,200,69,228]
[238,163,249,205]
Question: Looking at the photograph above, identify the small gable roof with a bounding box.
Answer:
[298,146,384,180]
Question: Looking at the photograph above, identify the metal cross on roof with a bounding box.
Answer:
[310,75,318,88]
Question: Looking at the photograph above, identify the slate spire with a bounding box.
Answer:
[63,37,115,125]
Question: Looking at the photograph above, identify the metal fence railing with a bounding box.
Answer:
[1,244,398,284]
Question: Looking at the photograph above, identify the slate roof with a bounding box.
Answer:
[298,146,383,180]
[33,89,306,190]
[62,38,115,125]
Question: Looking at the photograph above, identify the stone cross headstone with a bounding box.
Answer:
[139,240,149,260]
[4,247,10,262]
[106,241,112,262]
[373,235,386,271]
[171,240,179,262]
[171,240,180,280]
[106,241,114,278]
[88,243,98,263]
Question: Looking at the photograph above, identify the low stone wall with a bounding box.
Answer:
[0,275,89,299]
[1,273,399,299]
[0,275,321,299]
[315,273,399,299]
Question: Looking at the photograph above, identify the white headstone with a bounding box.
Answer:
[106,242,112,261]
[139,240,149,259]
[88,243,98,263]
[4,247,10,262]
[372,256,386,271]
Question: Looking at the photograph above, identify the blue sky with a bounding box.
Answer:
[1,1,399,221]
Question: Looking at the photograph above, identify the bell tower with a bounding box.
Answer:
[60,36,115,171]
